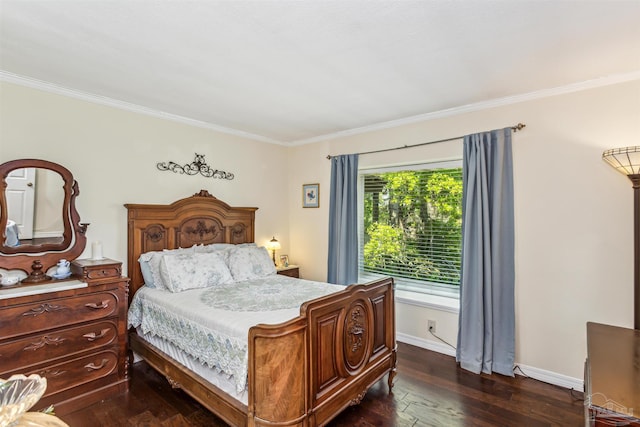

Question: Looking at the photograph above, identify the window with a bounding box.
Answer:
[358,161,463,298]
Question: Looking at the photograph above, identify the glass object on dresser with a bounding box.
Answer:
[0,159,88,280]
[0,374,69,427]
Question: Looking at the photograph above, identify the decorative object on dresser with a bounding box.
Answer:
[125,190,396,427]
[157,153,235,180]
[1,274,20,287]
[52,259,72,280]
[276,265,299,278]
[602,146,640,330]
[91,241,104,260]
[0,158,129,416]
[0,374,70,426]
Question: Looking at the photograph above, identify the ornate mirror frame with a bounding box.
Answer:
[0,159,88,273]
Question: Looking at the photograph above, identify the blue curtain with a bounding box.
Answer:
[456,128,515,376]
[327,154,359,285]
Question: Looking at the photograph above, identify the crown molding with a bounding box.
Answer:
[0,71,285,146]
[290,70,640,146]
[3,69,639,147]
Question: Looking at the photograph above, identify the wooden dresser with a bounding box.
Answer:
[0,259,129,415]
[585,322,640,426]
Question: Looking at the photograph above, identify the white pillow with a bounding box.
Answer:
[227,245,276,281]
[159,251,234,292]
[139,246,195,289]
[194,242,258,265]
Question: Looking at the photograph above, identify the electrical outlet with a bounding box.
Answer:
[428,320,436,334]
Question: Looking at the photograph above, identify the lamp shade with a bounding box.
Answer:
[266,237,281,251]
[602,146,640,176]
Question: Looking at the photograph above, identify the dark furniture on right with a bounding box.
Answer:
[584,322,640,426]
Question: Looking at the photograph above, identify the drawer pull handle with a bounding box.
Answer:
[40,369,66,378]
[85,359,109,371]
[24,335,66,351]
[83,329,110,341]
[22,303,67,317]
[85,300,109,310]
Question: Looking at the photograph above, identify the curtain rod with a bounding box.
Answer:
[326,123,526,160]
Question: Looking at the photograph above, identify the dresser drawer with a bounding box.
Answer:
[0,292,120,340]
[71,258,122,283]
[29,349,119,398]
[83,265,121,281]
[0,320,119,375]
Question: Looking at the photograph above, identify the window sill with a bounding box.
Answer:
[395,289,460,314]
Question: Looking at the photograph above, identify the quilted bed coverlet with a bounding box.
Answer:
[128,275,343,392]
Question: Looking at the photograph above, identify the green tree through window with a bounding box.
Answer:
[360,166,463,293]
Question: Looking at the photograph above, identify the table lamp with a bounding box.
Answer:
[266,236,281,266]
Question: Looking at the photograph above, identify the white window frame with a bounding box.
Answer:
[357,159,463,300]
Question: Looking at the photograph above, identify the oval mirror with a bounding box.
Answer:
[0,159,88,273]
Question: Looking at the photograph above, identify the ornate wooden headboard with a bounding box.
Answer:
[124,190,257,297]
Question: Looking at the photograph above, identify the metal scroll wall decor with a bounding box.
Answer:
[157,153,234,180]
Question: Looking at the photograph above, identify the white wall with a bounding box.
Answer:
[2,78,638,386]
[0,81,291,269]
[288,79,640,384]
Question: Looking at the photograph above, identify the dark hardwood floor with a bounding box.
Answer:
[60,343,585,426]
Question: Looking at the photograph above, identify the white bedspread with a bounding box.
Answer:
[128,274,343,393]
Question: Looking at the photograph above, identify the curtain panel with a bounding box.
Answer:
[327,154,359,285]
[456,128,515,376]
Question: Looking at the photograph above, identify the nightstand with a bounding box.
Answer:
[277,265,299,278]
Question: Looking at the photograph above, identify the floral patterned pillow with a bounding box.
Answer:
[139,246,196,289]
[227,245,276,281]
[194,243,235,253]
[194,243,258,264]
[159,251,234,292]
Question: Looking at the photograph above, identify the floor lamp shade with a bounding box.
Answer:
[602,146,640,330]
[602,146,640,175]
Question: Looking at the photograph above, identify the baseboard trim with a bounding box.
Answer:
[514,363,584,391]
[396,332,584,391]
[397,332,456,357]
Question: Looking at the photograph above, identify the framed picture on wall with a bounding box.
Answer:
[302,183,319,208]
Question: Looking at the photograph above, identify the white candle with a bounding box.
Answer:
[92,241,103,260]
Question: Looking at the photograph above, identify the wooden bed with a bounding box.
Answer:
[125,190,396,427]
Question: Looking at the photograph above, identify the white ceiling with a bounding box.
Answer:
[1,1,639,145]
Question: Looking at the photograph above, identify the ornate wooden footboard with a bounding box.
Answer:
[248,277,396,426]
[125,191,396,426]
